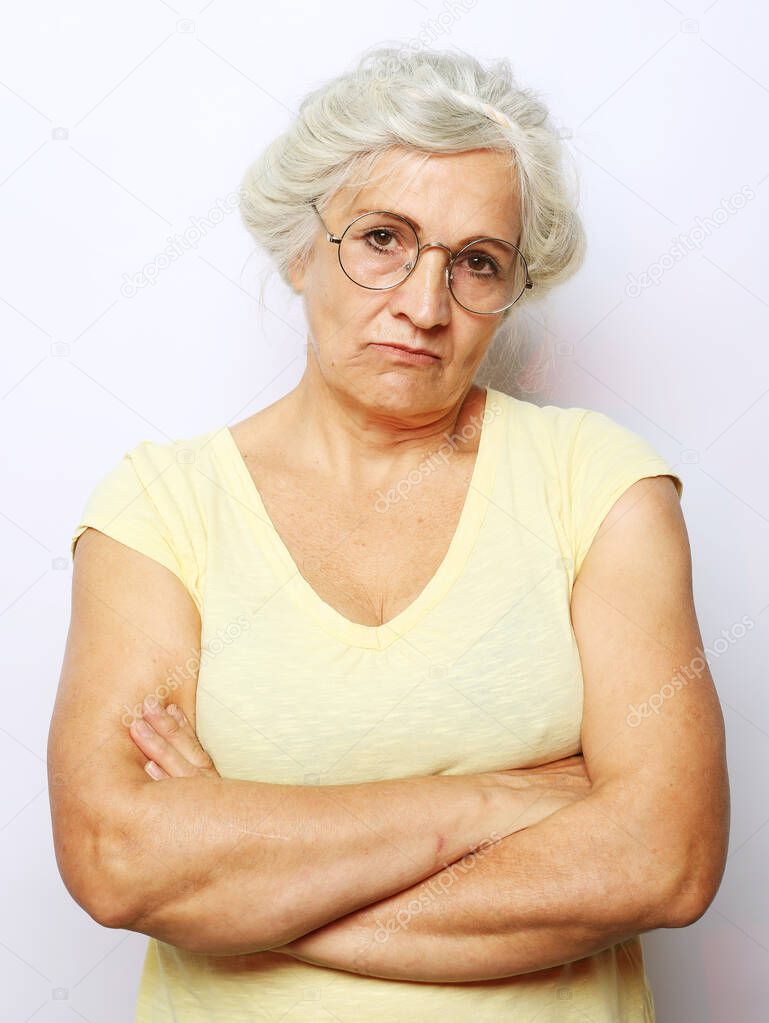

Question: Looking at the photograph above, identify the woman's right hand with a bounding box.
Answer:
[478,754,594,840]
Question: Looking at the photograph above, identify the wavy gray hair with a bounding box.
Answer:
[238,43,586,395]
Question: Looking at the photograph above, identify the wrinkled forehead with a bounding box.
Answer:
[328,147,521,242]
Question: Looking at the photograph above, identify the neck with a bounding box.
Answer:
[281,366,486,490]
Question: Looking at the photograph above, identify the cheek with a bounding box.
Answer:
[309,284,386,344]
[455,327,490,353]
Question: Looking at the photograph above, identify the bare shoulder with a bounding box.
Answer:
[592,474,686,555]
[573,473,692,620]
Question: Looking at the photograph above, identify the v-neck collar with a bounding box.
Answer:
[214,387,508,651]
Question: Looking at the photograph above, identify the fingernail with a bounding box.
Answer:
[145,760,163,780]
[168,704,184,723]
[134,719,152,737]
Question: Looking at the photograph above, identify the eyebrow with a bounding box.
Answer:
[350,206,513,248]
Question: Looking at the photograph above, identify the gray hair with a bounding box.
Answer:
[238,43,586,395]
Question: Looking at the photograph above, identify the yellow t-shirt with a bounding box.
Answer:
[70,386,683,1022]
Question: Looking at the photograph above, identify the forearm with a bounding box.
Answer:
[111,771,514,955]
[274,779,686,982]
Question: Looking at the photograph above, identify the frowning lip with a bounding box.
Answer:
[370,341,441,359]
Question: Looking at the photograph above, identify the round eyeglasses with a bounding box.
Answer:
[311,203,533,315]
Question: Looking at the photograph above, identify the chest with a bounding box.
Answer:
[195,443,584,784]
[251,457,477,628]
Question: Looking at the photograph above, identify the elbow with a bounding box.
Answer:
[49,764,143,930]
[662,871,723,929]
[57,873,128,930]
[86,886,135,931]
[621,847,727,932]
[657,850,727,929]
[651,799,730,930]
[123,898,291,957]
[51,800,140,931]
[54,837,136,931]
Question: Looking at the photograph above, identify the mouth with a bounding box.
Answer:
[370,342,441,363]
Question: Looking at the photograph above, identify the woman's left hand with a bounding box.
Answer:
[127,698,221,781]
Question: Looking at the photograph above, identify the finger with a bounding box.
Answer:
[128,714,200,777]
[144,759,169,780]
[165,703,216,772]
[140,698,215,772]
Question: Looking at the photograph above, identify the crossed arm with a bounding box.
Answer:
[267,775,700,983]
[125,476,730,982]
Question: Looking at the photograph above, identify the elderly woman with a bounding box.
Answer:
[49,45,728,1023]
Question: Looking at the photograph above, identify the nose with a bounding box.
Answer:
[388,243,453,328]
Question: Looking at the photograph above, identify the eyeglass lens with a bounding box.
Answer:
[338,212,528,313]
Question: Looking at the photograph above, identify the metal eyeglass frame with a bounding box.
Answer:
[310,202,533,316]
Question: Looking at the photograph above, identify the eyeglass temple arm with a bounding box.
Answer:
[311,202,341,245]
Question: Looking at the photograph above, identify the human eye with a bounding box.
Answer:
[455,250,501,278]
[363,227,400,254]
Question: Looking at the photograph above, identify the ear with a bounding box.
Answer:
[287,255,307,295]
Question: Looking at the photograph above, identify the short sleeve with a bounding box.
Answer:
[567,408,683,578]
[71,449,188,590]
